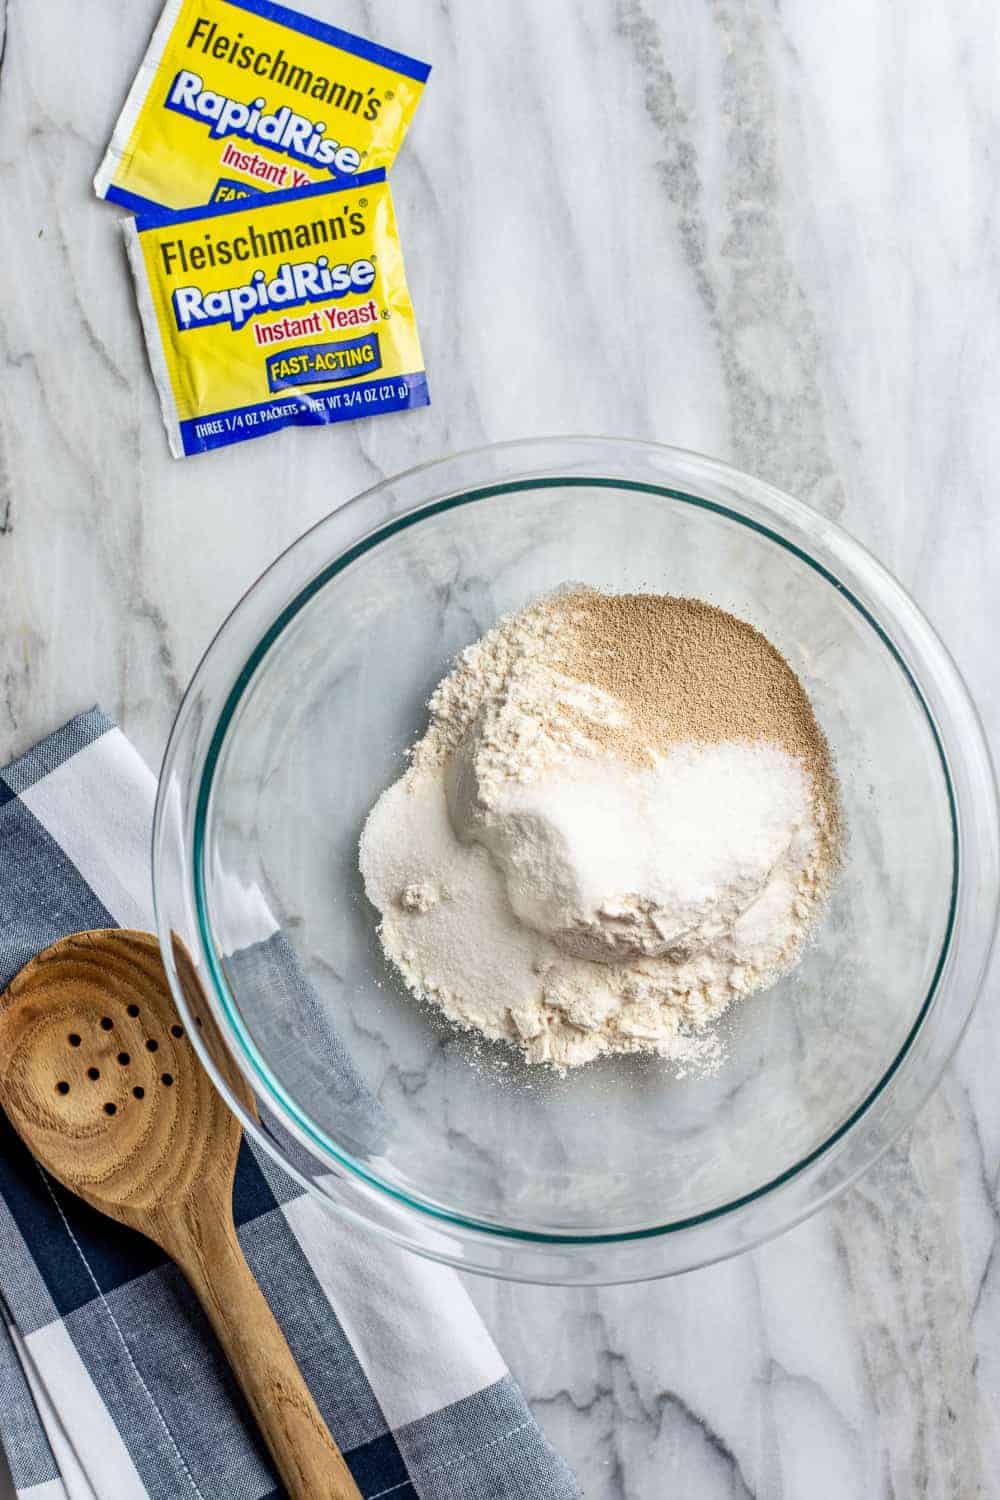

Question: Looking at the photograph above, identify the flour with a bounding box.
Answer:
[359,588,839,1071]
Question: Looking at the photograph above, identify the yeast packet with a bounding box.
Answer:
[96,0,430,213]
[125,169,429,457]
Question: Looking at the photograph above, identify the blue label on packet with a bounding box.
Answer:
[177,372,428,455]
[265,334,382,391]
[209,177,255,204]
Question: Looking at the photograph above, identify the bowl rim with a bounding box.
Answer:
[153,436,999,1274]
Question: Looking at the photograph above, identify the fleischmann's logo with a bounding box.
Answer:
[160,207,376,333]
[185,16,383,118]
[158,201,367,275]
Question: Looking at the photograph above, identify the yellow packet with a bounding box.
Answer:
[125,169,428,456]
[96,0,429,213]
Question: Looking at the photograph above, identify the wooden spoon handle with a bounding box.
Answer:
[174,1211,362,1500]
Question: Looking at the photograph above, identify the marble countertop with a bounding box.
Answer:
[2,0,999,1494]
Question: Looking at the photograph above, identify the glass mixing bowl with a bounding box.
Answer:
[153,438,998,1283]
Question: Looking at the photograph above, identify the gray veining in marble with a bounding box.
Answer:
[2,0,1000,1496]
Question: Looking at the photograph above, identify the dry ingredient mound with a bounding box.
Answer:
[359,588,840,1071]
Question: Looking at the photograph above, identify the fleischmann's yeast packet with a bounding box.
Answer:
[96,0,429,213]
[126,168,428,457]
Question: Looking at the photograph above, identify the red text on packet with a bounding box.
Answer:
[252,299,379,346]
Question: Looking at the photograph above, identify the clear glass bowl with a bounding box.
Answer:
[153,438,999,1283]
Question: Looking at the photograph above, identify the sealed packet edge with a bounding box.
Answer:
[95,0,186,203]
[123,216,185,457]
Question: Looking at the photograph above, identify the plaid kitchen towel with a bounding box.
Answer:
[0,709,580,1500]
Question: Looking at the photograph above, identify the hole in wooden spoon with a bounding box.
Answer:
[100,1017,113,1031]
[87,1067,100,1081]
[171,1025,184,1039]
[133,1086,145,1100]
[68,1034,81,1047]
[56,1081,69,1095]
[127,1004,140,1017]
[161,1073,174,1087]
[146,1039,158,1052]
[103,1103,117,1116]
[117,1052,130,1066]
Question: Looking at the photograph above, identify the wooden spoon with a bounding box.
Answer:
[0,929,362,1500]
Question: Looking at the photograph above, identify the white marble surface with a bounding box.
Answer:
[2,0,999,1495]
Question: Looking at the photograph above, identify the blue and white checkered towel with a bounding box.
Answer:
[0,709,580,1500]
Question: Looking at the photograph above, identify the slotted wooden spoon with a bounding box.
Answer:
[0,929,362,1500]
